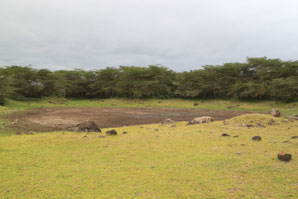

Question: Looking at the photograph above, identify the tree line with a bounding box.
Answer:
[0,57,297,103]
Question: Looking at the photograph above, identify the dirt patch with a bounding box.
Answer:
[7,107,254,132]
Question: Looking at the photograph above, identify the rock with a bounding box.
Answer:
[187,116,214,125]
[48,100,61,104]
[221,133,230,137]
[1,122,6,125]
[235,152,242,155]
[154,128,159,131]
[158,101,162,103]
[171,125,176,128]
[161,118,175,125]
[16,132,22,135]
[268,119,275,125]
[233,135,239,138]
[270,108,280,117]
[246,124,254,128]
[106,129,117,135]
[283,140,291,143]
[99,135,105,138]
[76,120,101,132]
[82,135,88,138]
[277,152,292,161]
[291,136,298,139]
[256,123,265,128]
[227,106,235,109]
[252,136,261,141]
[123,131,128,134]
[0,102,5,106]
[194,102,198,106]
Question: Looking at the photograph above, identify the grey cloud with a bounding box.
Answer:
[1,0,298,71]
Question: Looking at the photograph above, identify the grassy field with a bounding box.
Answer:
[2,98,298,114]
[0,99,297,198]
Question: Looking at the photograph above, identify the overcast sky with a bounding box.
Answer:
[0,0,298,71]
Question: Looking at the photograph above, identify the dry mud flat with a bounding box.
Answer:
[9,107,253,132]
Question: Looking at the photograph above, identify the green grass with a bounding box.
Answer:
[0,114,297,198]
[3,98,298,114]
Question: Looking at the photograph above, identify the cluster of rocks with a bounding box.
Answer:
[187,116,214,125]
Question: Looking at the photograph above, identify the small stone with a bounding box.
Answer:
[291,136,298,139]
[171,125,176,128]
[277,152,292,161]
[233,135,239,138]
[154,128,159,131]
[256,123,265,128]
[194,102,198,106]
[106,129,117,135]
[246,124,254,128]
[235,152,242,155]
[268,119,275,125]
[1,122,6,125]
[82,135,87,138]
[123,131,128,134]
[252,136,261,141]
[16,132,22,135]
[283,140,291,143]
[270,108,281,117]
[99,135,105,138]
[221,133,230,137]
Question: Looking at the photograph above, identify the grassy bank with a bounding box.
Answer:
[0,114,297,198]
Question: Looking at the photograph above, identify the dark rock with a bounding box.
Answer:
[277,152,292,161]
[291,136,298,139]
[221,133,230,137]
[0,102,4,106]
[158,101,162,103]
[256,123,265,128]
[82,135,88,138]
[76,120,101,132]
[252,136,261,141]
[16,132,22,135]
[283,140,291,143]
[246,124,254,128]
[194,102,198,106]
[270,108,280,117]
[233,135,239,138]
[268,119,275,125]
[123,131,128,134]
[106,129,117,135]
[227,106,235,109]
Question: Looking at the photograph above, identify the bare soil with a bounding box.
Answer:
[8,107,254,132]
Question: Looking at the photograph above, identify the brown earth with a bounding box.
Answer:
[8,107,254,132]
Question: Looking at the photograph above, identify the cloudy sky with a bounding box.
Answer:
[0,0,298,71]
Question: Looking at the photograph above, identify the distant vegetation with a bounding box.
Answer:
[0,57,297,103]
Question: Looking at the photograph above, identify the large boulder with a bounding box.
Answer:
[270,108,280,117]
[187,116,214,125]
[76,120,101,132]
[278,152,292,161]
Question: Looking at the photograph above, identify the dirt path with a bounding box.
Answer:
[8,107,254,132]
